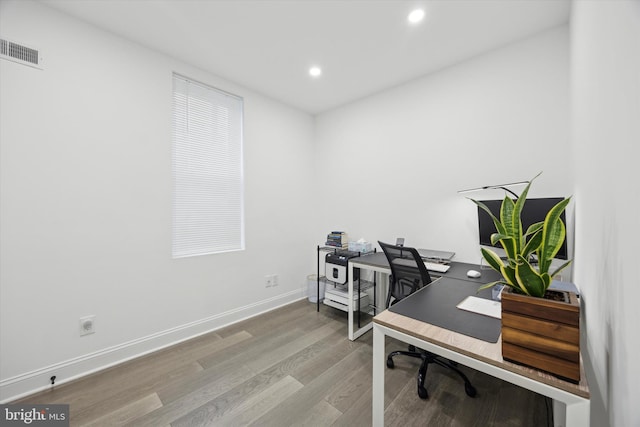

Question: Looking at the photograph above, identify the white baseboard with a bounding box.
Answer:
[0,290,304,403]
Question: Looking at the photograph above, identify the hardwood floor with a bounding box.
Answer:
[16,300,550,426]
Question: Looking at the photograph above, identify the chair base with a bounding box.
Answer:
[387,347,477,400]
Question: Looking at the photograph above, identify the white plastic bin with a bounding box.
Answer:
[307,274,326,303]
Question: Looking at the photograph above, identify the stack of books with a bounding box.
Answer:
[325,231,348,249]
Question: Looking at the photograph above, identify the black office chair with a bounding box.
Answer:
[378,241,477,400]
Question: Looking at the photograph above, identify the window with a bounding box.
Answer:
[172,74,244,258]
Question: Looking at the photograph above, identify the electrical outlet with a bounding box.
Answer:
[265,274,279,287]
[79,315,96,336]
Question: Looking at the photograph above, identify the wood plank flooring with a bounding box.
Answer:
[16,300,551,426]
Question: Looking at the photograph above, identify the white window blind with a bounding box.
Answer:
[172,74,244,258]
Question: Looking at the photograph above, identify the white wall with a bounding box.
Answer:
[0,0,316,400]
[6,5,634,424]
[571,1,640,426]
[314,27,572,264]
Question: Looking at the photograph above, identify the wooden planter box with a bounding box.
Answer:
[501,287,580,383]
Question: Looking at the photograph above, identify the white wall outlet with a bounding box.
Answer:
[79,315,96,336]
[265,274,279,287]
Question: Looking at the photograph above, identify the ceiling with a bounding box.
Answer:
[42,0,571,115]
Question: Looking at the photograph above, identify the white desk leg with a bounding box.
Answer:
[553,400,565,427]
[564,399,590,427]
[379,271,388,311]
[348,262,354,341]
[372,324,385,427]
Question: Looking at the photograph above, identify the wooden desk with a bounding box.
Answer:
[372,287,590,426]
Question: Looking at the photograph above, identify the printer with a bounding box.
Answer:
[325,250,360,285]
[324,250,368,313]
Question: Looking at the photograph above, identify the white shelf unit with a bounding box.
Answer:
[323,279,375,313]
[316,245,378,321]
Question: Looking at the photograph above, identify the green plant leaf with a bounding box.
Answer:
[471,198,521,264]
[481,248,519,291]
[469,198,507,236]
[500,264,518,289]
[524,222,543,238]
[539,218,566,272]
[550,259,573,278]
[521,229,542,259]
[541,272,551,290]
[490,233,514,247]
[499,197,519,260]
[477,280,506,292]
[515,255,546,297]
[480,247,504,272]
[510,173,540,251]
[538,197,571,273]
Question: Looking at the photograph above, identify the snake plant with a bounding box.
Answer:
[469,174,572,298]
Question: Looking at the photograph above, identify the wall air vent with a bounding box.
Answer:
[0,38,43,69]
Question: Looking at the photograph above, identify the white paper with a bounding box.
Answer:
[456,296,501,319]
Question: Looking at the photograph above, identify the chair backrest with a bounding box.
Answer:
[378,241,432,308]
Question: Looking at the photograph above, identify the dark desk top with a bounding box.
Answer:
[349,252,387,267]
[351,253,503,342]
[389,277,501,342]
[351,252,502,284]
[443,261,502,283]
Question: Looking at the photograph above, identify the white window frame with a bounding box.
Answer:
[172,74,244,258]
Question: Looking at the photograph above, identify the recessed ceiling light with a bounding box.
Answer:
[309,66,322,78]
[408,8,425,24]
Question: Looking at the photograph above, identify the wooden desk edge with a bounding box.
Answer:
[374,309,590,399]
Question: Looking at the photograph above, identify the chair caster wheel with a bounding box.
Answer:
[418,385,428,399]
[465,383,477,397]
[387,358,395,369]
